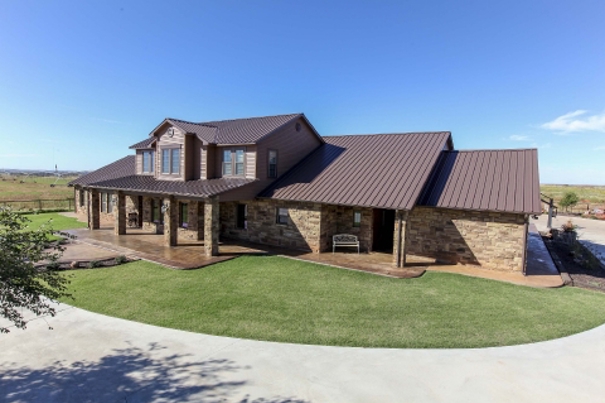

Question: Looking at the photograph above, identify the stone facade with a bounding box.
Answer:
[407,206,527,272]
[220,199,323,252]
[320,205,373,252]
[205,197,219,256]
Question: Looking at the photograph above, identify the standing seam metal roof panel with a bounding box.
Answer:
[417,149,541,214]
[259,132,452,210]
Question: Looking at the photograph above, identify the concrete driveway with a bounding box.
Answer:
[2,304,605,403]
[534,214,605,266]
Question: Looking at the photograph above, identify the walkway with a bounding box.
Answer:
[2,303,604,403]
[535,214,605,267]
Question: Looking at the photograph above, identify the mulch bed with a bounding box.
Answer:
[542,231,605,292]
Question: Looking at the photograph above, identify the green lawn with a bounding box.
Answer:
[60,255,605,348]
[24,212,87,240]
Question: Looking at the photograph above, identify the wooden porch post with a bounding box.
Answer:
[204,196,219,256]
[114,191,126,235]
[164,196,178,247]
[89,189,100,230]
[393,210,409,267]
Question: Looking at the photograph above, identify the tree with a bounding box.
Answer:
[559,191,580,212]
[0,207,71,333]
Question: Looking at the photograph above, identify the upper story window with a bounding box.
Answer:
[268,150,277,178]
[142,150,155,173]
[161,148,180,175]
[222,148,245,176]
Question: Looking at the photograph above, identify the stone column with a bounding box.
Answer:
[164,196,178,247]
[114,191,126,235]
[89,189,100,230]
[204,196,219,256]
[196,201,205,241]
[393,210,409,267]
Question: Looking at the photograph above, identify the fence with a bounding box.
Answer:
[0,198,74,212]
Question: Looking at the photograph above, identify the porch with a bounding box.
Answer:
[67,227,427,277]
[65,227,564,287]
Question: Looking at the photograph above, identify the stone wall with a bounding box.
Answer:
[220,200,322,252]
[320,205,373,252]
[407,207,527,272]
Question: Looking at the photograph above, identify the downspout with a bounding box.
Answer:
[521,214,529,276]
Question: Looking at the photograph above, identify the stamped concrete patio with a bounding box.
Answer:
[65,223,563,287]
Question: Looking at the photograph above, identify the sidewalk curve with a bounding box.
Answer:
[2,304,605,403]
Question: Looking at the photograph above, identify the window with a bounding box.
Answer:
[100,192,113,213]
[353,211,362,227]
[268,150,277,178]
[222,149,232,175]
[153,199,160,222]
[222,148,245,176]
[161,148,180,174]
[79,189,85,207]
[179,203,188,228]
[236,204,247,229]
[142,151,154,173]
[276,207,288,225]
[171,149,180,174]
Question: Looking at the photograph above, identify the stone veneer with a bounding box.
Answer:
[220,200,323,252]
[141,196,203,240]
[320,205,373,252]
[406,206,527,271]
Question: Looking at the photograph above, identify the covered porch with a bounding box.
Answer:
[86,189,221,257]
[67,227,428,278]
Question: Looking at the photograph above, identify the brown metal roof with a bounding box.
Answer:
[69,156,135,186]
[418,149,541,214]
[143,113,314,145]
[128,137,156,149]
[259,132,452,210]
[91,176,257,199]
[68,155,256,198]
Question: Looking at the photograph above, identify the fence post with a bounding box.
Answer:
[38,199,42,211]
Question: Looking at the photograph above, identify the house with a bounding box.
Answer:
[69,113,541,272]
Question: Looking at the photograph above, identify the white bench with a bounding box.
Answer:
[332,234,360,254]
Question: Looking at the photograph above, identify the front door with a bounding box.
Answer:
[372,209,395,252]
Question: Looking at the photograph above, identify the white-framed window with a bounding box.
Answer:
[222,148,245,176]
[161,148,180,174]
[276,207,288,225]
[142,150,155,173]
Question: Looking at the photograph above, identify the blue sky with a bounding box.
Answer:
[0,1,603,184]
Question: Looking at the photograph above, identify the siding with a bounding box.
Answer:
[245,146,256,179]
[256,117,322,181]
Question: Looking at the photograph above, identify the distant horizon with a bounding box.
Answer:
[3,167,605,188]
